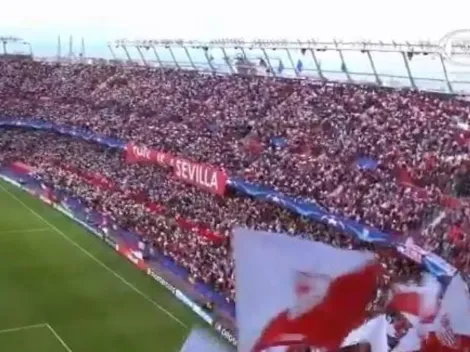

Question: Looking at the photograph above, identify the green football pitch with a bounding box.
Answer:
[0,178,215,351]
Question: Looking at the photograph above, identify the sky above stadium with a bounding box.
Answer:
[0,0,468,42]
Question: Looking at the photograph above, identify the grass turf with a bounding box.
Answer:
[0,179,208,351]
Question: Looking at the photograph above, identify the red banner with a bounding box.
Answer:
[11,161,36,174]
[126,143,227,195]
[62,164,115,190]
[441,194,462,208]
[175,215,224,244]
[55,163,224,243]
[173,158,227,196]
[125,143,170,166]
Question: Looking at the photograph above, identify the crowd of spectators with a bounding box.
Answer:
[0,129,421,305]
[1,58,470,307]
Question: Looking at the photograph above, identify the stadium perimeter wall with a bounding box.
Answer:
[0,169,238,348]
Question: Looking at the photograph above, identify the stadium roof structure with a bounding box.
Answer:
[0,36,33,56]
[108,37,470,95]
[4,34,470,94]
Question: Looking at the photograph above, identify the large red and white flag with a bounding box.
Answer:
[387,274,441,324]
[232,228,382,352]
[341,315,388,351]
[392,327,421,352]
[179,327,233,352]
[421,274,470,351]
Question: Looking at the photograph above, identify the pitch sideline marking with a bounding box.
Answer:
[0,183,188,328]
[0,323,73,351]
[46,324,73,352]
[0,323,47,335]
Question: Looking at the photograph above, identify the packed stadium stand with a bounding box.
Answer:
[1,40,470,350]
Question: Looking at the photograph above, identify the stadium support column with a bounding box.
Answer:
[259,44,276,76]
[222,47,235,74]
[136,45,148,66]
[182,44,196,70]
[365,47,382,85]
[307,40,325,81]
[239,46,247,59]
[68,35,74,59]
[202,46,216,74]
[286,47,299,77]
[122,44,133,62]
[166,44,180,69]
[57,36,62,60]
[107,43,117,60]
[439,53,454,93]
[114,40,132,62]
[150,45,165,72]
[400,45,416,89]
[80,38,85,62]
[335,40,352,82]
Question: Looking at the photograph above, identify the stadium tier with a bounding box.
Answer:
[1,38,470,351]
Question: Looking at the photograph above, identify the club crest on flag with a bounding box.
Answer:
[436,314,458,349]
[289,271,332,320]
